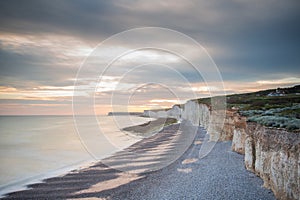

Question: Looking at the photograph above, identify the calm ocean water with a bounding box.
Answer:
[0,115,150,196]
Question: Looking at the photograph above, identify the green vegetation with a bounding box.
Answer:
[196,97,211,105]
[227,94,300,111]
[196,85,300,132]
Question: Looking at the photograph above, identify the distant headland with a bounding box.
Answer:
[107,112,143,116]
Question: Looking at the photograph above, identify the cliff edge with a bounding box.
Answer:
[143,85,300,200]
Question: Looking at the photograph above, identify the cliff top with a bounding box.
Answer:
[196,85,300,132]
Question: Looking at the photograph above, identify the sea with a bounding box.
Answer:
[0,115,151,196]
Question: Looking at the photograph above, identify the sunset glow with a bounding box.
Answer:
[0,1,299,115]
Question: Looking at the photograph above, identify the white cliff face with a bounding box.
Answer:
[142,105,182,120]
[244,135,255,172]
[189,102,299,199]
[198,103,210,129]
[181,100,201,126]
[143,101,211,132]
[244,123,300,200]
[232,129,246,154]
[185,103,299,200]
[144,101,299,200]
[143,110,155,118]
[182,101,227,142]
[167,105,181,120]
[156,111,168,118]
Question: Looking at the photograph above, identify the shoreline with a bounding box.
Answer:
[0,117,171,197]
[1,122,196,198]
[0,159,93,197]
[2,123,275,199]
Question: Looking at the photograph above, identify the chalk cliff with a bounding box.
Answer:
[181,100,225,142]
[147,101,299,200]
[244,124,299,200]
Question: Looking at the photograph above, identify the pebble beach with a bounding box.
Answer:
[2,122,275,199]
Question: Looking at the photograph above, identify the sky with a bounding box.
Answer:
[0,0,299,115]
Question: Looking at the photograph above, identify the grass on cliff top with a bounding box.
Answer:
[194,85,300,131]
[226,94,300,110]
[195,85,300,111]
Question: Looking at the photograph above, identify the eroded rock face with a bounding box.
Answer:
[225,111,247,153]
[183,102,299,199]
[220,111,235,141]
[245,123,300,200]
[232,128,247,154]
[217,109,299,200]
[245,134,255,172]
[145,102,299,199]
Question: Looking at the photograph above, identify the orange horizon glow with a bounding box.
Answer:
[1,80,299,115]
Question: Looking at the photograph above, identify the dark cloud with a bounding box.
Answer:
[0,47,76,88]
[0,0,299,82]
[0,0,119,41]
